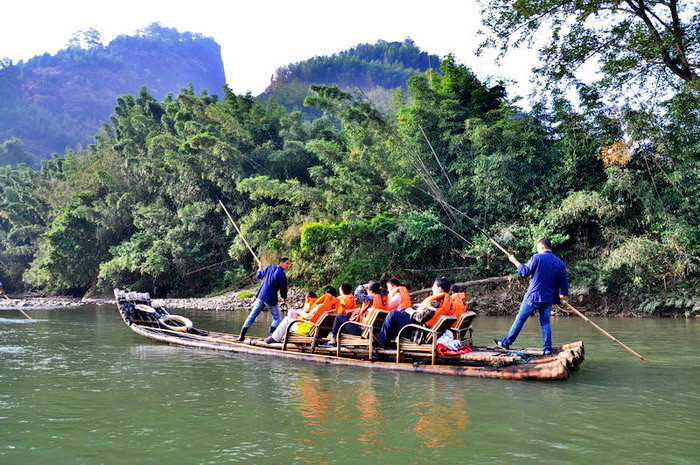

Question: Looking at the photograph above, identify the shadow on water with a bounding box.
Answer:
[0,305,698,465]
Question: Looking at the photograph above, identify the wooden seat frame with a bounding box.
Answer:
[282,311,337,353]
[396,315,457,365]
[452,310,477,346]
[335,310,388,361]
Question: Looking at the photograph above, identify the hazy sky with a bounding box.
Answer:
[3,0,541,97]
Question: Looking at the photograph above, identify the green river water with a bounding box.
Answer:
[0,304,698,465]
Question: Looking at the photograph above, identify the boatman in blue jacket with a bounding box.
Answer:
[494,238,568,355]
[237,257,290,341]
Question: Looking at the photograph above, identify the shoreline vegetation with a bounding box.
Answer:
[1,24,698,312]
[3,280,698,318]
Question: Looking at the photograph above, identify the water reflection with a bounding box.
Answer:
[283,367,471,457]
[412,396,469,450]
[356,379,383,450]
[294,372,332,428]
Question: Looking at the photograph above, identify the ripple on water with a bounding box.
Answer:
[0,345,27,354]
[0,318,41,324]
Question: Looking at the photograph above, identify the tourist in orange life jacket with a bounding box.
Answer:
[449,284,468,318]
[336,282,357,317]
[386,278,412,311]
[323,281,387,347]
[290,291,318,320]
[378,277,452,346]
[265,286,339,343]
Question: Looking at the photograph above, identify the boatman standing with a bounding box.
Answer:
[494,238,568,355]
[0,281,4,296]
[237,257,290,342]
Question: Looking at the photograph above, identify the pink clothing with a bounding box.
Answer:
[387,293,403,311]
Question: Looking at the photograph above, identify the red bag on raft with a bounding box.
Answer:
[436,343,473,356]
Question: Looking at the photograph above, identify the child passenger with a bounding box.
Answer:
[266,286,339,343]
[336,283,357,317]
[291,291,317,320]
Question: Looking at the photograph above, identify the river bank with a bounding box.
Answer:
[0,295,84,309]
[3,281,698,318]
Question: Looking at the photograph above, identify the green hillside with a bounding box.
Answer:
[261,39,441,115]
[0,23,226,166]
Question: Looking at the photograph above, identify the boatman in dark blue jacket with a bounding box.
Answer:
[237,257,290,342]
[494,238,568,355]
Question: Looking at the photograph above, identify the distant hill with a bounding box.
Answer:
[261,39,441,115]
[0,23,226,165]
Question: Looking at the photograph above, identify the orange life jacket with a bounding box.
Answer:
[420,292,452,328]
[302,297,318,313]
[360,294,387,324]
[449,292,467,318]
[337,294,357,316]
[291,296,317,319]
[302,293,339,324]
[388,286,412,311]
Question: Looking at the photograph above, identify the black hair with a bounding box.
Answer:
[434,276,451,293]
[537,238,552,249]
[306,291,317,298]
[367,281,382,295]
[279,256,290,263]
[450,284,460,293]
[340,282,352,294]
[323,285,339,297]
[387,278,401,287]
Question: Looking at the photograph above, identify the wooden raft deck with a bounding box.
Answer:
[115,290,585,381]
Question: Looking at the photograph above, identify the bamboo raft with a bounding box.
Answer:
[115,289,585,381]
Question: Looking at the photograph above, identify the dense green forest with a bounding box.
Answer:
[0,23,225,165]
[0,2,698,315]
[262,39,441,116]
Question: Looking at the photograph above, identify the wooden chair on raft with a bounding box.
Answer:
[451,310,477,346]
[335,310,389,361]
[282,311,336,353]
[395,315,458,365]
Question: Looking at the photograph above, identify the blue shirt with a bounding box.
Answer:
[255,265,288,306]
[518,251,569,304]
[354,285,373,305]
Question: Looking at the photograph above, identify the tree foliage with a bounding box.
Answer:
[0,50,697,300]
[478,0,700,93]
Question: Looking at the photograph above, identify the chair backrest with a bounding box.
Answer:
[409,315,457,344]
[361,310,388,338]
[431,315,458,335]
[452,310,477,329]
[313,311,337,338]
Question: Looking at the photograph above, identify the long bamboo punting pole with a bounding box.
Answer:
[218,199,262,267]
[559,299,646,361]
[3,294,33,320]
